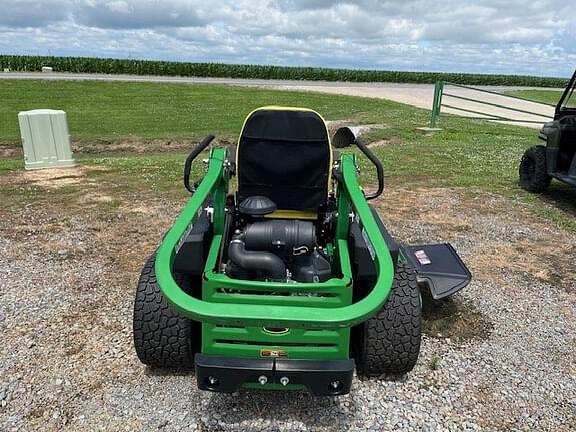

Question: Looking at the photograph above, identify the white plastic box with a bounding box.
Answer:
[18,109,75,170]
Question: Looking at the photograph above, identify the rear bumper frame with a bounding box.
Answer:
[195,354,355,396]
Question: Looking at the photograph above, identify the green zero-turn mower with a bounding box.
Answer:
[133,106,471,396]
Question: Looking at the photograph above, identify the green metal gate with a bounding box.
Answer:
[430,81,555,128]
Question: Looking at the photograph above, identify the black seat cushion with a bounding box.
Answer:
[237,109,331,212]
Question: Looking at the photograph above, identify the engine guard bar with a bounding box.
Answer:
[155,148,395,329]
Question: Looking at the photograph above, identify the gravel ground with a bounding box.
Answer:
[1,177,575,431]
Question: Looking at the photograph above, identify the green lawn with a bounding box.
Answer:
[506,89,563,106]
[0,79,426,143]
[1,79,574,230]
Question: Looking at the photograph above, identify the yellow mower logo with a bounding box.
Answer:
[260,349,287,357]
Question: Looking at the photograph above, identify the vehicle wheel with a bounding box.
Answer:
[519,145,551,193]
[133,254,200,368]
[352,262,422,376]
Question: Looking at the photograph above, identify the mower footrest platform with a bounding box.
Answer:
[195,354,354,396]
[402,243,471,300]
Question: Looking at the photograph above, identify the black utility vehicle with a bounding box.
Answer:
[519,69,576,192]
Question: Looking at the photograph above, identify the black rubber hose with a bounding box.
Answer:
[355,137,384,200]
[228,240,287,280]
[184,134,215,193]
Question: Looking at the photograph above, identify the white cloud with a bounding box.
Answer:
[105,1,131,14]
[0,0,574,76]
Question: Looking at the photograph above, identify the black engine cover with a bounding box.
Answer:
[291,250,332,283]
[243,220,316,256]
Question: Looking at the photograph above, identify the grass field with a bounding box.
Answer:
[1,79,575,230]
[506,89,563,105]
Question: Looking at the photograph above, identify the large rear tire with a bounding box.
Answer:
[353,262,422,376]
[519,145,551,193]
[133,255,200,368]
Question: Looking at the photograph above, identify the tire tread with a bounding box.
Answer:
[356,262,422,376]
[133,255,198,368]
[519,145,551,193]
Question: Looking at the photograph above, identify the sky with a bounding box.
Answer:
[0,0,574,77]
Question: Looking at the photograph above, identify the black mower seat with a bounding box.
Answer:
[236,107,332,214]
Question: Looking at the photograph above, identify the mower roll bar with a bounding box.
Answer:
[184,134,215,193]
[354,138,384,200]
[155,147,395,329]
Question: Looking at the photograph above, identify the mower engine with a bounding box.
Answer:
[224,196,332,283]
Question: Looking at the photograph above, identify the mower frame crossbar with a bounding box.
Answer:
[155,147,395,329]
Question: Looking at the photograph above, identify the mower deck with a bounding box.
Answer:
[402,243,472,300]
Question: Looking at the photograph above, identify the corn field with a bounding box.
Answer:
[0,55,568,87]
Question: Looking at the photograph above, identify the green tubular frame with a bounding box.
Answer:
[155,147,395,330]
